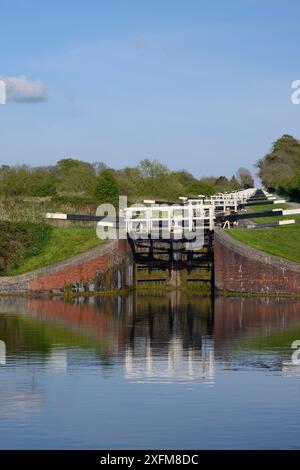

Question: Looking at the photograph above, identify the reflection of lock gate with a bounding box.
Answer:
[125,336,215,384]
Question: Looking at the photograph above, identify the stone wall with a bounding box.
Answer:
[0,240,134,294]
[214,227,300,295]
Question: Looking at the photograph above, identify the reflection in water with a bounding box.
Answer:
[125,336,215,384]
[1,294,299,378]
[0,389,42,417]
[0,293,300,448]
[46,347,68,373]
[0,294,216,384]
[0,340,5,365]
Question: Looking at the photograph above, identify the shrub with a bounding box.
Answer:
[0,222,51,274]
[94,170,119,206]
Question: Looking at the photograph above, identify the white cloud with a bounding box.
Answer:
[1,75,47,103]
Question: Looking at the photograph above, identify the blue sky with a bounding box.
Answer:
[1,0,300,178]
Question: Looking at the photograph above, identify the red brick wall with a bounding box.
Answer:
[29,255,109,290]
[214,228,300,295]
[28,239,132,292]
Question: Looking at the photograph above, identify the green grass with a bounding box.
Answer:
[8,226,103,275]
[228,198,300,263]
[0,195,97,223]
[230,217,300,263]
[246,202,290,223]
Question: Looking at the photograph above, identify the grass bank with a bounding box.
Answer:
[229,201,300,263]
[246,202,289,223]
[0,221,103,276]
[0,195,98,223]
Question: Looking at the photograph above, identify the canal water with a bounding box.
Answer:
[0,293,300,449]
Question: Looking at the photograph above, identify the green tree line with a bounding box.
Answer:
[0,157,254,205]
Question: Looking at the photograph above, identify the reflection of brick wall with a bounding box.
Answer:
[214,228,300,295]
[0,240,134,294]
[29,298,109,331]
[214,296,300,349]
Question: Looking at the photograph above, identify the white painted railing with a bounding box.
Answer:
[125,204,215,236]
[125,188,257,236]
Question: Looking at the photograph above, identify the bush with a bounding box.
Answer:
[94,170,119,206]
[0,222,51,274]
[56,158,97,195]
[0,166,57,197]
[28,170,57,196]
[287,172,300,201]
[185,181,215,196]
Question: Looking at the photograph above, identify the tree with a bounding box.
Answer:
[185,180,215,196]
[115,167,141,201]
[57,158,90,175]
[236,167,254,189]
[134,159,184,199]
[229,175,240,190]
[92,161,109,175]
[174,170,197,187]
[56,158,96,195]
[0,165,10,180]
[94,169,119,205]
[0,166,31,196]
[28,169,56,196]
[138,159,169,179]
[287,171,300,201]
[257,135,300,194]
[215,176,230,192]
[272,134,299,153]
